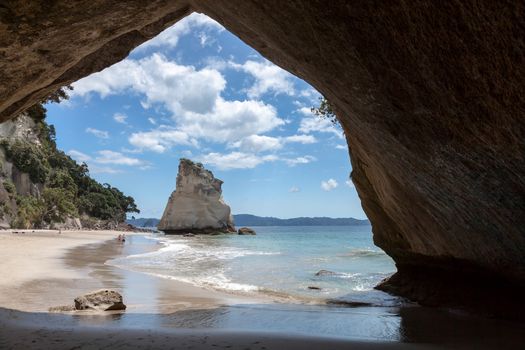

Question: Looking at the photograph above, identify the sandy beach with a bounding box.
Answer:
[0,229,524,349]
[0,229,264,313]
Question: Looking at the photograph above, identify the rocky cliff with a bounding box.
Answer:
[0,114,45,228]
[0,112,139,230]
[0,1,524,314]
[158,159,234,234]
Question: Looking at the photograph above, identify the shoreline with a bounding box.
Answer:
[64,233,274,314]
[0,229,125,305]
[0,229,268,313]
[1,229,525,349]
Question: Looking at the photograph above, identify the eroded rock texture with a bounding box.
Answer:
[1,1,524,312]
[0,0,191,120]
[158,159,234,234]
[74,289,126,311]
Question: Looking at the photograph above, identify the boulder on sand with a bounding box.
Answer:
[238,227,256,235]
[74,289,126,311]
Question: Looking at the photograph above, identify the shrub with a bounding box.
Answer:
[0,203,12,219]
[41,187,78,223]
[3,180,16,195]
[2,140,50,183]
[13,195,45,229]
[47,169,78,195]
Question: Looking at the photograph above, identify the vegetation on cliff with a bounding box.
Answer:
[311,97,338,126]
[0,88,139,228]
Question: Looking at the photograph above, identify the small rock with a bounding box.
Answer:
[315,269,337,276]
[183,233,195,237]
[238,227,256,235]
[74,289,126,311]
[326,299,372,307]
[308,286,321,290]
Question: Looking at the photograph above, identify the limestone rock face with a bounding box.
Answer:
[1,1,524,312]
[74,289,126,311]
[158,159,234,234]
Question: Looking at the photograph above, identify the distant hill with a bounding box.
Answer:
[127,217,160,227]
[233,214,369,226]
[127,215,369,228]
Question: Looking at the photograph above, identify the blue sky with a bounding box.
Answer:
[45,13,366,220]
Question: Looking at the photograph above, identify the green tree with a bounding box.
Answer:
[1,140,50,183]
[26,85,73,121]
[2,180,16,195]
[41,187,78,223]
[12,196,45,229]
[47,169,78,195]
[311,97,339,126]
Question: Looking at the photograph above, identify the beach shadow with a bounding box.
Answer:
[1,304,525,349]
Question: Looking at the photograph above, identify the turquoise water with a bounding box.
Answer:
[108,225,398,305]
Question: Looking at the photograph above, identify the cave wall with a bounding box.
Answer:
[0,0,192,120]
[1,1,524,306]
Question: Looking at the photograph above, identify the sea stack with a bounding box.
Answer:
[158,159,235,234]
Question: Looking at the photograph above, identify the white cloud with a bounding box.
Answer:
[230,134,317,154]
[73,53,226,112]
[89,165,122,174]
[180,98,284,143]
[297,107,343,138]
[198,32,213,47]
[95,150,143,166]
[67,149,91,162]
[345,179,355,188]
[299,88,322,103]
[128,127,197,153]
[135,13,223,51]
[67,149,142,173]
[198,152,278,170]
[230,60,295,98]
[230,135,282,153]
[73,54,285,148]
[202,148,315,169]
[335,144,347,150]
[69,25,325,171]
[284,134,317,144]
[284,155,316,166]
[321,178,338,191]
[113,113,127,124]
[289,186,300,193]
[85,127,109,139]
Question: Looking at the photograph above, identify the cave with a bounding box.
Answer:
[1,1,524,317]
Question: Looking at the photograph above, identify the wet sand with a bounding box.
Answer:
[0,230,524,349]
[0,308,444,350]
[0,230,265,313]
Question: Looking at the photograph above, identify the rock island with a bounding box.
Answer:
[158,159,235,234]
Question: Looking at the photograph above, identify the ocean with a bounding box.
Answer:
[88,227,525,344]
[107,225,399,306]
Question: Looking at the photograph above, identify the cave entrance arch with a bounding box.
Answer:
[1,2,524,315]
[27,10,395,314]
